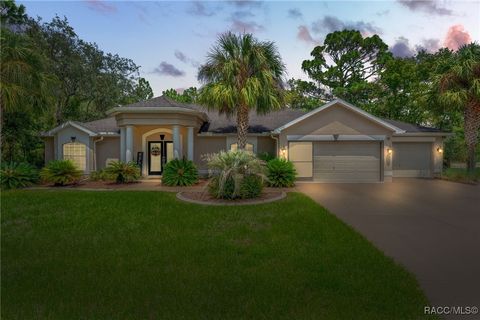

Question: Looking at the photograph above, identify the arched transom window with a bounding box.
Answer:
[63,142,86,170]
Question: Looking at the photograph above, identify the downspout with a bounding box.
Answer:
[93,136,104,171]
[270,133,279,157]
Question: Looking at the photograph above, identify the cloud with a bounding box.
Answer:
[231,0,263,8]
[443,24,472,51]
[390,37,415,58]
[152,62,185,77]
[85,0,117,14]
[174,50,200,68]
[187,1,214,17]
[312,16,382,36]
[229,19,264,33]
[397,0,452,15]
[415,38,441,53]
[376,9,389,17]
[297,25,319,45]
[288,8,302,19]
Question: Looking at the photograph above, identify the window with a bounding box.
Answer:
[63,142,87,170]
[230,143,254,154]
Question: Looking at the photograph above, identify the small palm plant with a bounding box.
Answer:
[204,150,266,199]
[162,158,199,186]
[0,162,39,189]
[266,158,297,187]
[105,161,140,184]
[40,160,82,186]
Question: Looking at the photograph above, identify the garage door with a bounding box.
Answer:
[313,142,381,182]
[393,142,432,177]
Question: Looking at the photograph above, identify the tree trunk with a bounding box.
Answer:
[464,101,480,173]
[236,105,249,150]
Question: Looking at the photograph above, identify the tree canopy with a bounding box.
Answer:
[0,0,153,164]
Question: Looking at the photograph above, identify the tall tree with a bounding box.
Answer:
[301,30,391,110]
[198,32,286,149]
[436,43,480,173]
[163,87,198,103]
[285,78,327,110]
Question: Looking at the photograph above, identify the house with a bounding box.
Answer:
[42,96,448,182]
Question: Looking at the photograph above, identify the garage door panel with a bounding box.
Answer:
[313,142,381,182]
[393,142,432,177]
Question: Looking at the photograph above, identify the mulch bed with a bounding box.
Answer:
[177,191,286,206]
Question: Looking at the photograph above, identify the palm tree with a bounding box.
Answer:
[438,43,480,173]
[0,29,48,118]
[198,32,286,150]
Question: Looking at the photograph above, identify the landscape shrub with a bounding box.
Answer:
[0,162,39,189]
[105,161,140,184]
[257,152,275,162]
[40,160,82,186]
[162,158,198,186]
[89,170,114,182]
[266,158,297,187]
[204,150,266,199]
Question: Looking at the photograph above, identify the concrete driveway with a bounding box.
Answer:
[297,179,480,314]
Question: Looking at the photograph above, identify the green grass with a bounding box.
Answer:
[1,191,434,320]
[442,167,480,184]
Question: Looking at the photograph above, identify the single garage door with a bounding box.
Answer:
[313,142,381,182]
[393,142,432,177]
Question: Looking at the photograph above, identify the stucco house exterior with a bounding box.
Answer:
[42,96,448,182]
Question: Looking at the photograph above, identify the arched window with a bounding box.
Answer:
[230,143,254,154]
[63,142,86,170]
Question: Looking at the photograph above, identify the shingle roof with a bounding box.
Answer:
[81,117,119,134]
[120,95,199,110]
[382,119,443,133]
[45,95,445,135]
[197,108,307,133]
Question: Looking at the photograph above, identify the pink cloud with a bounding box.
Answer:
[297,25,318,45]
[86,0,117,14]
[443,25,472,51]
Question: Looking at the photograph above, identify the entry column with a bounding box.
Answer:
[126,125,133,162]
[187,126,194,161]
[120,127,126,162]
[173,125,180,159]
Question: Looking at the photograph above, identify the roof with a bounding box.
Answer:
[382,119,444,133]
[112,95,203,112]
[81,117,119,134]
[198,108,307,133]
[43,95,446,136]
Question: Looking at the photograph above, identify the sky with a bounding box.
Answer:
[19,0,480,96]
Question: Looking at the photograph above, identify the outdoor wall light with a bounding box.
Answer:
[387,148,393,155]
[70,136,76,142]
[280,147,287,157]
[437,147,443,153]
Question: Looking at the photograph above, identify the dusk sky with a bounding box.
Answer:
[20,0,480,96]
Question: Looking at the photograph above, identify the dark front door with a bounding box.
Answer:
[148,141,173,175]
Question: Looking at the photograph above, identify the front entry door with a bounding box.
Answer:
[148,141,173,175]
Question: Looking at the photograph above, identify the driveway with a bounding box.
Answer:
[297,179,480,316]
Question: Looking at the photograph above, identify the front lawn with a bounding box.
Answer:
[2,191,434,319]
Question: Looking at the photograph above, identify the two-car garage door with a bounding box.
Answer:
[313,142,381,182]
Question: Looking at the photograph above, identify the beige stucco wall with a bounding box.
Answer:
[257,136,276,156]
[115,112,204,128]
[96,137,120,170]
[194,136,227,171]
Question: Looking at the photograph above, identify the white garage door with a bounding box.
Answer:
[313,142,381,182]
[393,142,432,177]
